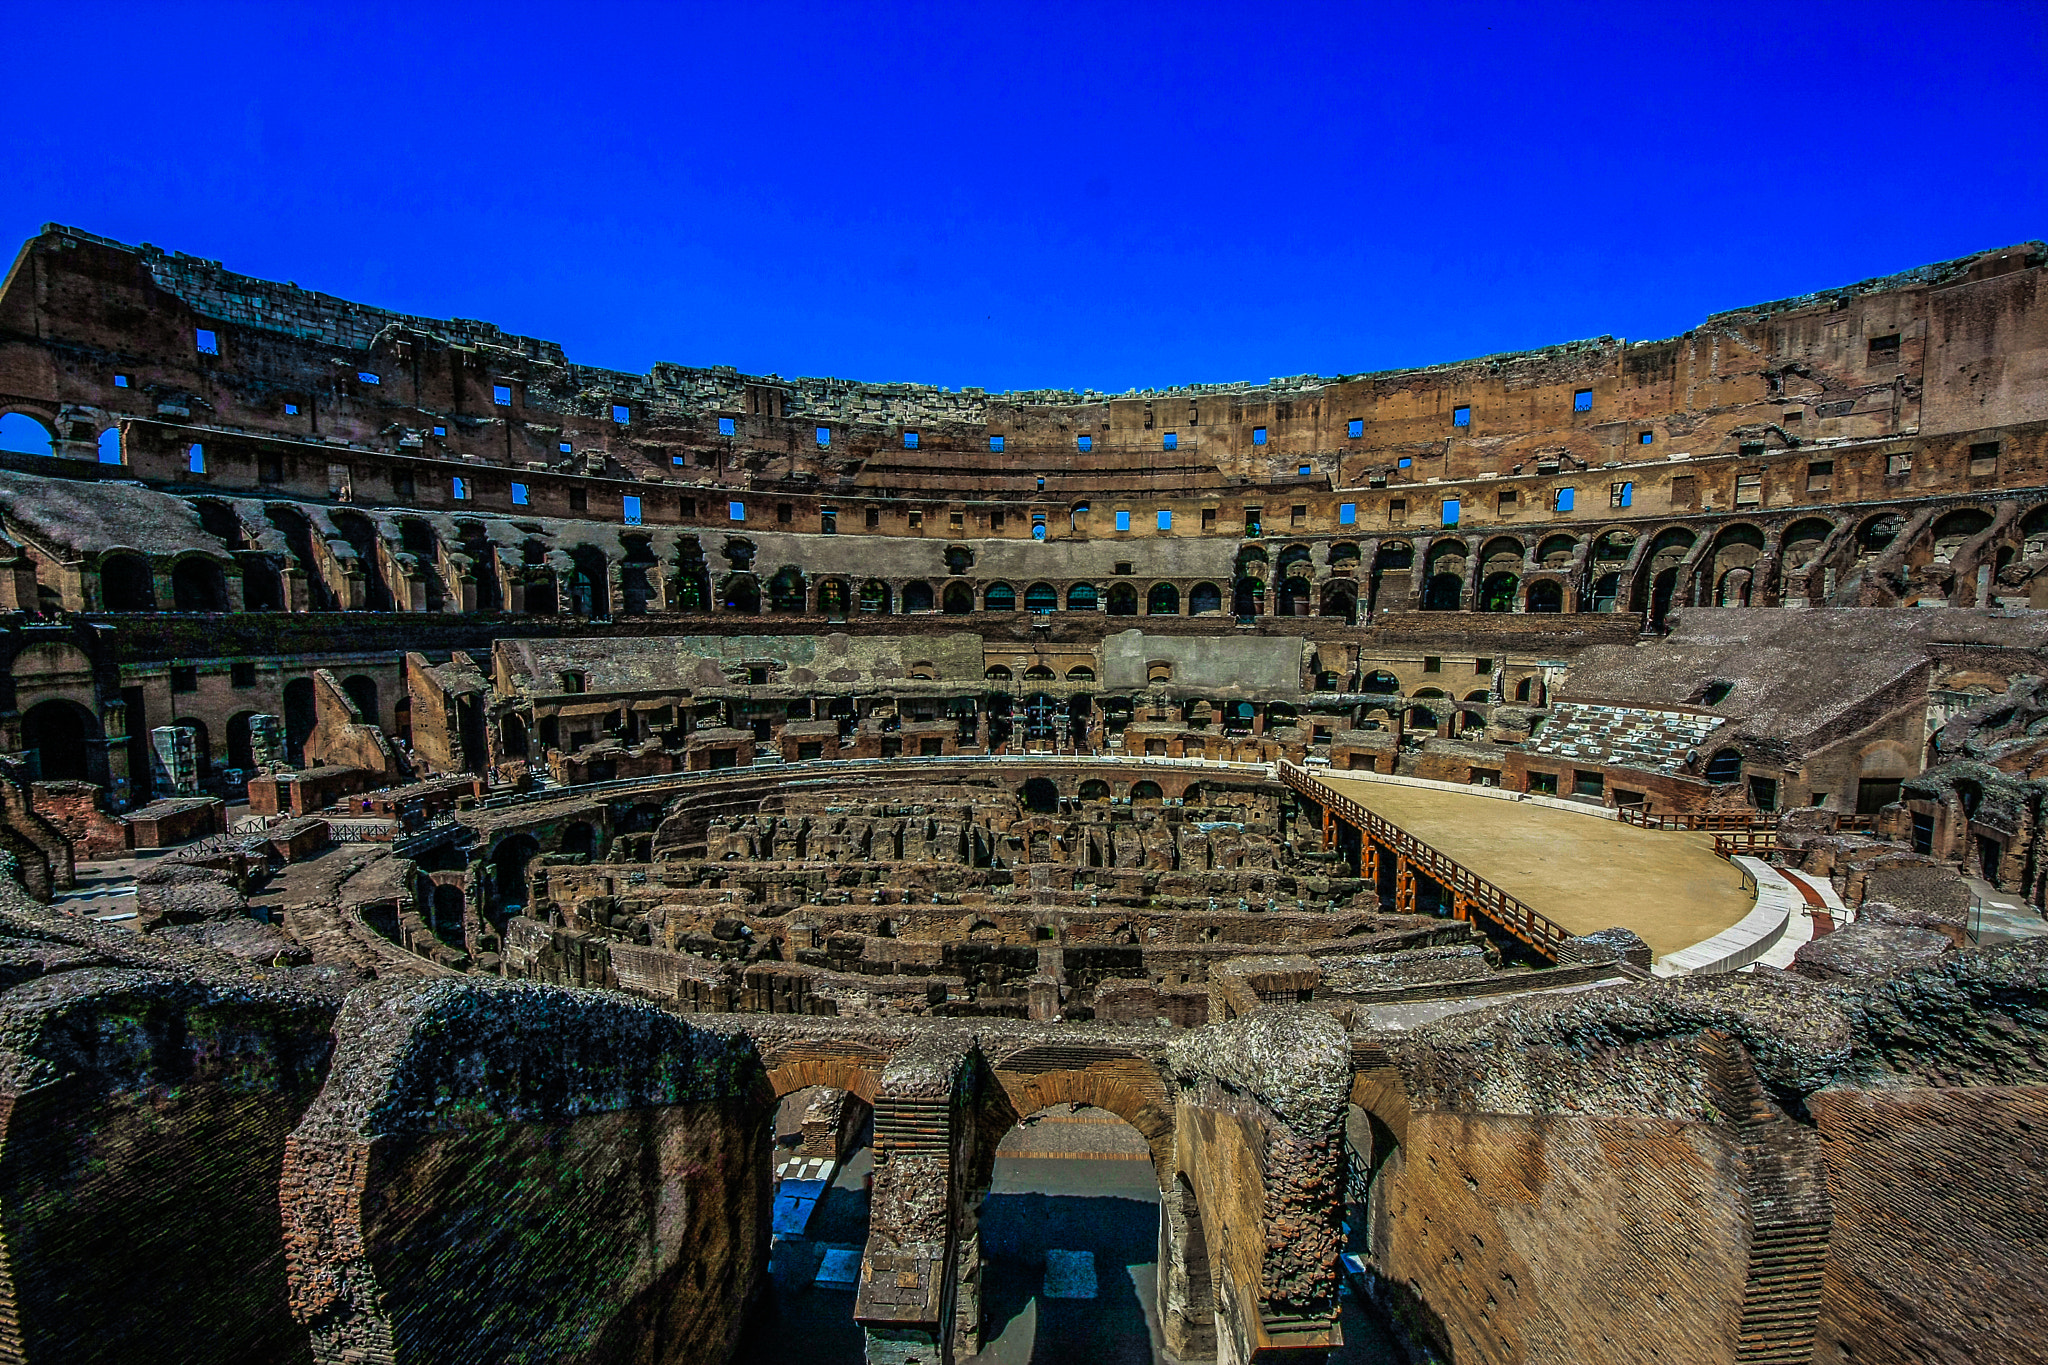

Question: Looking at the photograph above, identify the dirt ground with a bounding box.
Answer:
[1314,775,1755,957]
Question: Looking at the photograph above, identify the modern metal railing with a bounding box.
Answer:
[1278,761,1572,960]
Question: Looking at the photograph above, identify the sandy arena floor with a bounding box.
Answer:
[1312,775,1755,957]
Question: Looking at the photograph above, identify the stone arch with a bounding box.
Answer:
[1535,533,1578,568]
[99,551,156,611]
[1130,780,1164,805]
[1107,583,1138,615]
[487,833,542,912]
[769,565,807,613]
[722,574,761,613]
[1022,777,1060,813]
[984,582,1016,612]
[0,411,55,457]
[859,579,892,614]
[21,699,98,782]
[283,676,317,765]
[1147,582,1180,615]
[1024,582,1059,613]
[1189,581,1222,615]
[1526,578,1564,612]
[943,581,976,614]
[989,1044,1176,1180]
[342,674,378,724]
[171,556,230,612]
[901,580,934,613]
[763,1042,888,1104]
[1067,583,1099,611]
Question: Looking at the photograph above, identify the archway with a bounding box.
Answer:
[901,580,933,613]
[170,557,229,612]
[342,675,379,725]
[723,575,761,613]
[1025,582,1060,613]
[1526,579,1563,612]
[985,582,1017,612]
[0,412,54,457]
[1278,577,1309,616]
[858,579,892,614]
[489,834,542,913]
[1146,583,1180,615]
[1067,583,1099,611]
[283,677,316,765]
[1022,777,1060,814]
[1107,583,1138,616]
[1189,582,1222,615]
[227,710,259,775]
[1130,780,1163,804]
[100,552,155,611]
[1422,573,1462,610]
[1479,571,1517,612]
[22,700,96,782]
[971,1099,1165,1362]
[770,566,808,613]
[560,822,598,860]
[943,581,975,614]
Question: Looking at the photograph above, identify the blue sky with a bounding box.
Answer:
[4,1,2044,393]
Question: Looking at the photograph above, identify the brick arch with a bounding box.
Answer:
[761,1042,888,1103]
[989,1045,1176,1184]
[1349,1063,1412,1147]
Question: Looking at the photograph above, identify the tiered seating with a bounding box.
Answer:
[1531,703,1724,775]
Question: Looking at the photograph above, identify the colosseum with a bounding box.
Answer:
[0,224,2044,1365]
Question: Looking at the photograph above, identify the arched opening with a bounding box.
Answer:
[972,1101,1162,1361]
[171,557,229,612]
[1278,577,1310,616]
[1320,580,1358,623]
[1361,670,1400,694]
[1167,1174,1216,1359]
[617,537,657,615]
[501,712,529,758]
[901,580,934,613]
[1107,583,1138,616]
[1025,582,1060,613]
[227,710,259,775]
[99,552,155,611]
[859,579,892,614]
[1067,583,1098,611]
[22,700,97,782]
[1079,779,1110,802]
[730,1083,877,1363]
[943,581,976,614]
[1022,777,1060,813]
[817,578,849,618]
[489,834,541,914]
[283,677,316,766]
[329,511,393,612]
[985,582,1017,612]
[1066,665,1095,683]
[723,575,761,613]
[1422,573,1462,610]
[771,566,808,613]
[568,546,609,618]
[560,822,598,861]
[0,412,54,457]
[1526,579,1563,612]
[429,883,465,941]
[96,427,122,464]
[342,675,379,725]
[1705,748,1744,783]
[1479,571,1517,612]
[241,556,286,611]
[1146,583,1180,615]
[1130,780,1163,805]
[1188,581,1222,615]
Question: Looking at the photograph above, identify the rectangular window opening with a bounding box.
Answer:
[1806,460,1834,492]
[1339,502,1357,525]
[1452,405,1471,427]
[815,426,831,446]
[1555,486,1576,511]
[493,384,512,406]
[612,404,631,424]
[989,435,1005,452]
[904,431,919,448]
[357,372,379,385]
[1441,498,1461,526]
[1867,333,1901,365]
[196,329,219,355]
[114,374,130,388]
[1157,510,1172,531]
[188,443,206,474]
[1638,430,1653,445]
[1077,435,1092,451]
[452,476,470,500]
[511,482,529,506]
[623,495,643,525]
[1969,442,1999,476]
[1115,510,1131,532]
[568,487,587,511]
[727,500,745,522]
[1347,418,1364,438]
[1252,427,1267,445]
[1573,389,1592,412]
[284,402,299,415]
[1610,481,1633,509]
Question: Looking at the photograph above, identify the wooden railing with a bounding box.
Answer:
[1280,762,1572,961]
[1711,830,1782,860]
[1617,803,1880,836]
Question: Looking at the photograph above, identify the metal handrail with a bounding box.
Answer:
[1278,762,1571,960]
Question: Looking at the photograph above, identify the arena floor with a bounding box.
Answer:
[1312,775,1755,957]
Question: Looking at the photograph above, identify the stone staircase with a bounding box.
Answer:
[1702,1031,1833,1364]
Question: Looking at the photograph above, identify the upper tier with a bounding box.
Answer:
[1,226,2042,506]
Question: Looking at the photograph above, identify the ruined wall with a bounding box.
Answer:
[280,978,772,1365]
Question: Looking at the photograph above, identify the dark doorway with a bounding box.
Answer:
[22,700,94,781]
